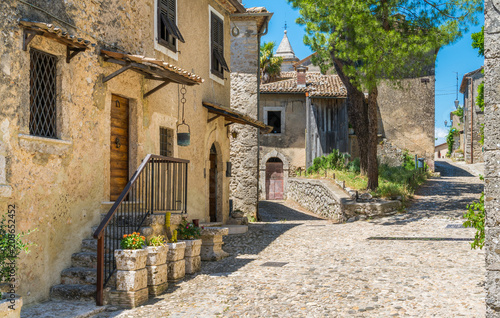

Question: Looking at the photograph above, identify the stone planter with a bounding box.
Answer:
[146,245,168,266]
[145,245,168,296]
[200,227,229,261]
[111,249,148,308]
[115,249,147,271]
[180,239,202,274]
[166,242,186,282]
[0,294,22,318]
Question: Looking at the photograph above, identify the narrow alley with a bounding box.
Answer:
[79,159,485,317]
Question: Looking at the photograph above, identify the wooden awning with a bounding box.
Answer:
[202,102,272,133]
[100,50,204,98]
[19,20,95,63]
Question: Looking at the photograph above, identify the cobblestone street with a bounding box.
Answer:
[95,159,485,317]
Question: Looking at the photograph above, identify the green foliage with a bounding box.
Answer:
[446,127,458,156]
[177,218,201,240]
[0,214,35,282]
[248,215,257,223]
[477,81,484,112]
[452,106,464,123]
[348,157,361,173]
[121,232,146,250]
[147,235,166,247]
[463,182,485,249]
[471,26,484,57]
[402,150,415,171]
[260,42,283,83]
[288,0,482,92]
[307,149,350,174]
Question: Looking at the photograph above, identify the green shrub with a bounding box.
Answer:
[177,218,201,240]
[347,157,360,173]
[121,232,146,250]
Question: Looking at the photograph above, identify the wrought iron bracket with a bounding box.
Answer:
[144,80,171,98]
[66,46,86,63]
[207,115,220,123]
[22,29,43,51]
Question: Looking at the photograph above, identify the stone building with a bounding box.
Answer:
[484,1,500,316]
[260,64,348,200]
[0,0,269,305]
[460,66,484,163]
[274,30,300,72]
[228,7,273,219]
[257,30,436,200]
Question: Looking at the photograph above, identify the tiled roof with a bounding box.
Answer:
[19,20,95,48]
[260,72,347,98]
[101,50,204,84]
[459,66,484,93]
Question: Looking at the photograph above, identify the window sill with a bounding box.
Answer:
[210,73,225,86]
[154,42,178,61]
[18,134,73,155]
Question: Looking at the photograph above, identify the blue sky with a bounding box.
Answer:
[243,0,484,146]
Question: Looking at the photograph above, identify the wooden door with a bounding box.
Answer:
[110,95,129,201]
[209,152,217,222]
[266,161,284,200]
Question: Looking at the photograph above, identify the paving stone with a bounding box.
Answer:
[90,160,484,317]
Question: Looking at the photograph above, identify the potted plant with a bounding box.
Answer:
[145,235,168,296]
[177,218,202,274]
[115,232,147,271]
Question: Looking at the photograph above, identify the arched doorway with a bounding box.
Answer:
[209,144,218,222]
[266,158,284,200]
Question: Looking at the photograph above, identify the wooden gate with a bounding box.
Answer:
[110,95,129,201]
[266,160,284,200]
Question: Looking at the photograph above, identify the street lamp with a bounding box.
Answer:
[444,120,453,128]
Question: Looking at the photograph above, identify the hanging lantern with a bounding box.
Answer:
[177,121,190,146]
[177,85,190,146]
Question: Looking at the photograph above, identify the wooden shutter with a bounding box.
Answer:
[211,13,229,77]
[158,0,184,50]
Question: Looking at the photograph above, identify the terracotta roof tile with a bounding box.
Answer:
[261,72,347,98]
[19,20,95,48]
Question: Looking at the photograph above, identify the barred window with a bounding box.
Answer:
[30,49,57,138]
[158,0,184,51]
[160,127,174,157]
[211,12,229,78]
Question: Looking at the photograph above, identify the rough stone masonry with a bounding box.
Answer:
[485,0,500,316]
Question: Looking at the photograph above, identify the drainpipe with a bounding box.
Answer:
[256,18,270,221]
[470,78,474,164]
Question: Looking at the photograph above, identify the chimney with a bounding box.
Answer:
[296,66,307,88]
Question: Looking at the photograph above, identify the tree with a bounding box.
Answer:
[260,42,283,84]
[288,0,482,190]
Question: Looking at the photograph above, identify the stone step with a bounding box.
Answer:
[71,252,115,268]
[61,267,97,285]
[50,284,96,301]
[81,239,97,253]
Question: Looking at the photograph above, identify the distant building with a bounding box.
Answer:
[435,143,448,159]
[460,66,484,163]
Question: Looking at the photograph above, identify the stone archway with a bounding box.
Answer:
[260,150,290,200]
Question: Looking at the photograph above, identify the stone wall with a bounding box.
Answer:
[377,76,436,171]
[463,70,484,163]
[377,139,404,167]
[287,178,401,223]
[484,1,500,316]
[0,0,237,304]
[229,19,259,218]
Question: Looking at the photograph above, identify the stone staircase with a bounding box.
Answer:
[49,202,174,302]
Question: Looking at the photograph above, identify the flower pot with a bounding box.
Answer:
[115,249,148,271]
[145,245,168,266]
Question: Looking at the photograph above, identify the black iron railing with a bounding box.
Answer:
[93,154,189,306]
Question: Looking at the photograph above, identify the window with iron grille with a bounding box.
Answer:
[29,49,57,138]
[211,12,229,79]
[160,127,174,157]
[158,0,185,51]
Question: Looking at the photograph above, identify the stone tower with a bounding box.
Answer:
[275,30,299,72]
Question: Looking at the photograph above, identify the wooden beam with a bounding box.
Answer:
[102,64,133,83]
[66,47,86,63]
[22,30,42,51]
[144,80,171,98]
[207,115,220,123]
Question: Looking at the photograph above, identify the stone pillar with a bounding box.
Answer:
[229,19,260,218]
[200,227,229,261]
[183,239,202,274]
[485,1,500,316]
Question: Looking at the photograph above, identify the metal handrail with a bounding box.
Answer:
[93,154,189,305]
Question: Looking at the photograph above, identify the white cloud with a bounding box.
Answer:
[435,127,448,139]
